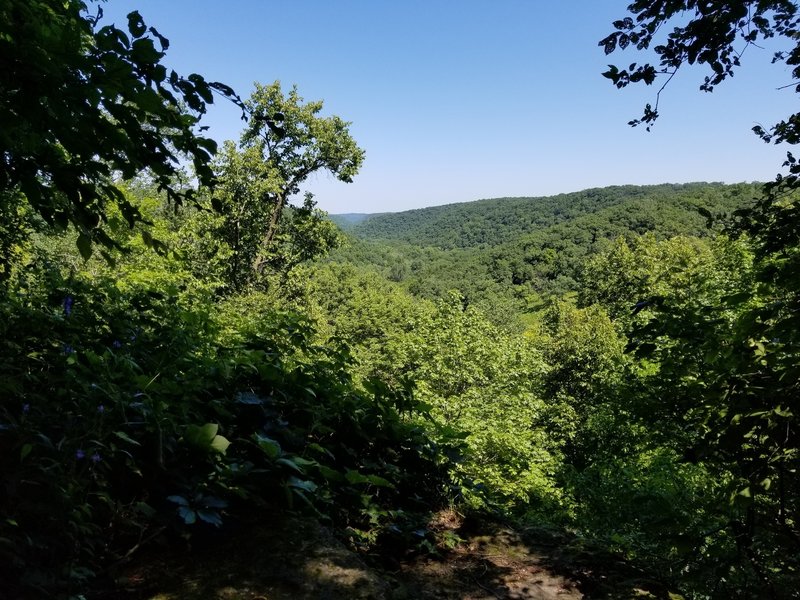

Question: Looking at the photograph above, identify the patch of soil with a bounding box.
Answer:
[90,509,675,600]
[389,512,581,600]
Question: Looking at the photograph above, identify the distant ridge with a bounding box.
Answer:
[340,182,760,249]
[328,213,383,230]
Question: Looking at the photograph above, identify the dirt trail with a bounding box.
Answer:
[393,523,582,599]
[94,510,668,600]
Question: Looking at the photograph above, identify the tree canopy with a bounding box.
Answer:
[0,0,242,256]
[601,3,800,591]
[233,81,365,275]
[201,82,363,290]
[601,1,800,252]
[600,1,799,133]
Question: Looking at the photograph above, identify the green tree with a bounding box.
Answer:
[600,1,799,249]
[210,138,343,290]
[216,81,364,283]
[0,0,243,256]
[602,6,800,591]
[392,293,562,512]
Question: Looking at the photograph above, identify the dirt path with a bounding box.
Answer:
[392,524,582,599]
[93,510,668,600]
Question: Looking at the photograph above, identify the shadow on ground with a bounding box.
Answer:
[392,515,676,600]
[88,511,678,600]
[90,511,388,600]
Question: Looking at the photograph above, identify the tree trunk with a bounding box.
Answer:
[253,193,286,274]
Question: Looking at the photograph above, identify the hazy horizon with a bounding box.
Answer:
[326,179,765,216]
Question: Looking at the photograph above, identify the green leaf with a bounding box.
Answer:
[131,38,161,65]
[210,434,230,454]
[185,423,218,448]
[167,495,189,506]
[135,502,156,517]
[317,465,344,482]
[287,476,317,493]
[127,11,147,38]
[276,457,305,474]
[197,509,223,527]
[366,474,394,488]
[77,233,92,261]
[20,444,32,461]
[253,433,281,458]
[178,506,197,525]
[345,469,371,485]
[113,431,141,446]
[308,442,335,459]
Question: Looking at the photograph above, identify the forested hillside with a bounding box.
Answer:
[328,182,762,325]
[345,182,757,249]
[328,212,379,229]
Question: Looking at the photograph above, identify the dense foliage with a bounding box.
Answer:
[0,0,244,255]
[323,177,798,597]
[0,188,459,598]
[327,183,760,329]
[345,183,753,249]
[2,1,798,598]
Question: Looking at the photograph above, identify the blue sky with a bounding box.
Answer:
[102,1,797,214]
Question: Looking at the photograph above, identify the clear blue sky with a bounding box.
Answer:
[102,0,797,214]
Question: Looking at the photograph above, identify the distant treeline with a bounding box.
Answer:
[339,183,759,248]
[328,182,762,321]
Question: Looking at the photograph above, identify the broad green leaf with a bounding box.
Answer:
[276,457,305,474]
[210,434,230,454]
[178,506,196,525]
[308,442,335,459]
[253,433,281,458]
[197,509,223,527]
[345,469,371,485]
[185,423,219,449]
[19,444,32,461]
[135,502,156,518]
[317,465,344,482]
[127,11,147,37]
[366,474,394,488]
[76,233,92,261]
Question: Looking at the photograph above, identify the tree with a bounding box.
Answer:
[219,81,364,279]
[602,4,800,591]
[210,138,343,291]
[600,1,800,249]
[0,0,243,257]
[600,2,798,132]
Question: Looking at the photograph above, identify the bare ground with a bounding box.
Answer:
[90,509,675,600]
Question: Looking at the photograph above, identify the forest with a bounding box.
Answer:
[1,1,799,599]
